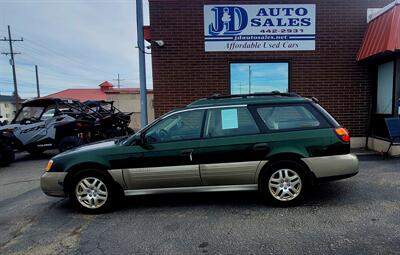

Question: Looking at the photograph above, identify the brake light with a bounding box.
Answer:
[334,127,350,142]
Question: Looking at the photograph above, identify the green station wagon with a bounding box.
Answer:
[41,93,359,213]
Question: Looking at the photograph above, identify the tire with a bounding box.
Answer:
[0,141,15,167]
[68,169,118,214]
[259,160,308,206]
[58,136,83,153]
[104,128,122,138]
[126,127,135,135]
[26,146,45,156]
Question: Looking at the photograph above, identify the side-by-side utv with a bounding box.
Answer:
[83,100,134,138]
[0,98,134,166]
[0,98,93,158]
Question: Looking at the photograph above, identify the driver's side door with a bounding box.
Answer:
[123,109,205,190]
[15,120,47,145]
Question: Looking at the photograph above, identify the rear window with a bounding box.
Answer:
[256,104,329,131]
[314,104,340,127]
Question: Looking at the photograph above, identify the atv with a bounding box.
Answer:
[0,98,94,158]
[83,100,134,138]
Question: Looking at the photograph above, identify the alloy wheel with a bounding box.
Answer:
[75,177,108,209]
[268,168,302,201]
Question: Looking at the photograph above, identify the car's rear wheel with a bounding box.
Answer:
[104,128,123,138]
[260,160,308,206]
[69,170,117,213]
[58,136,83,152]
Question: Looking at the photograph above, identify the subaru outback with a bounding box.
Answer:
[41,92,359,213]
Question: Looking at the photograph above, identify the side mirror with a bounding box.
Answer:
[140,133,147,145]
[129,134,144,145]
[131,136,142,145]
[138,133,153,149]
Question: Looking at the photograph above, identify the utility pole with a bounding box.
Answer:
[136,0,148,127]
[113,73,125,88]
[35,65,40,98]
[1,25,23,110]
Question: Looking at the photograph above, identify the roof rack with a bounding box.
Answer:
[207,91,300,99]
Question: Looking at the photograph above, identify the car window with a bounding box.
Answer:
[145,110,205,143]
[256,105,323,130]
[204,107,259,138]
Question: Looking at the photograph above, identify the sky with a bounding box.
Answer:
[0,0,151,99]
[230,63,289,95]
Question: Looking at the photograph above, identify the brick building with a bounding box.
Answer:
[148,0,400,154]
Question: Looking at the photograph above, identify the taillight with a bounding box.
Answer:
[334,127,350,142]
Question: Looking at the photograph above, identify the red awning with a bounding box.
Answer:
[357,2,400,61]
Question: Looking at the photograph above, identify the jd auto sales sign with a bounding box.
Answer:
[204,4,316,51]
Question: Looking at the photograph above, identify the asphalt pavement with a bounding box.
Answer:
[0,152,399,255]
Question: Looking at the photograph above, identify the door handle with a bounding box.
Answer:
[253,143,269,151]
[180,149,194,161]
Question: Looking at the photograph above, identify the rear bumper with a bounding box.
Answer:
[40,172,67,197]
[302,154,359,180]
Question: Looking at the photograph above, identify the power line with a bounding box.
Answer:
[5,32,115,79]
[0,25,23,109]
[15,44,112,80]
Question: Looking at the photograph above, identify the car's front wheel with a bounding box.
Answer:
[69,170,117,213]
[0,141,14,167]
[260,160,308,206]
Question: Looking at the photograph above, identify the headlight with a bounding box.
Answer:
[45,160,53,172]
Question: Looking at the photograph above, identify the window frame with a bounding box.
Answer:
[249,102,333,133]
[202,105,261,139]
[228,60,292,95]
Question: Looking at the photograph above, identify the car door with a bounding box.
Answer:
[123,109,205,190]
[199,106,268,186]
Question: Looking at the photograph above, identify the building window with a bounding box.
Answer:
[376,61,394,114]
[230,62,289,95]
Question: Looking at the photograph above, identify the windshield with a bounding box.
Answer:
[122,115,164,145]
[13,106,45,123]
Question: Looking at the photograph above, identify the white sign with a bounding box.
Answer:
[204,4,316,52]
[221,109,238,129]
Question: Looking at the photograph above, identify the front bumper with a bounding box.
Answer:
[302,154,359,180]
[40,172,67,197]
